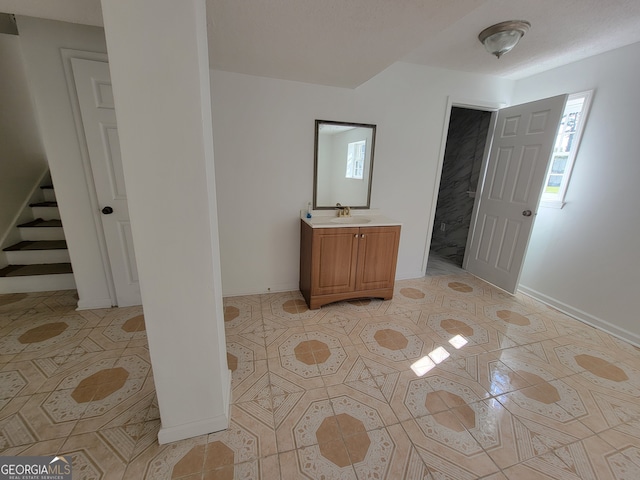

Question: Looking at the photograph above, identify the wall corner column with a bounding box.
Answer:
[100,0,230,444]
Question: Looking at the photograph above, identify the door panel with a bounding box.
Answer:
[466,95,567,293]
[489,147,512,200]
[312,228,359,295]
[496,219,520,271]
[103,125,127,199]
[72,58,141,306]
[356,226,400,291]
[476,214,497,263]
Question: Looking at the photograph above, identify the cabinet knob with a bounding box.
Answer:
[354,234,359,238]
[361,234,365,238]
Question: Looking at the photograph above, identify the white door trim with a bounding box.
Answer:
[61,49,116,309]
[421,96,504,275]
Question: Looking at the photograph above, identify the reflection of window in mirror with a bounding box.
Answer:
[346,140,366,179]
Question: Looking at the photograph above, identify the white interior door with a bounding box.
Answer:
[465,95,567,293]
[71,58,141,307]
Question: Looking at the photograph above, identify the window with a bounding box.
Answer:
[540,90,593,208]
[345,140,366,179]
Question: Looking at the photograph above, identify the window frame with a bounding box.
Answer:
[540,90,594,209]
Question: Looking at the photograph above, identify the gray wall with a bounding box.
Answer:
[430,107,490,265]
[17,16,113,308]
[0,33,48,265]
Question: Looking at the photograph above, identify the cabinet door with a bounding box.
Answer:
[311,228,360,295]
[355,226,400,291]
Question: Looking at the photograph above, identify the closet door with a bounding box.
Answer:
[72,58,141,306]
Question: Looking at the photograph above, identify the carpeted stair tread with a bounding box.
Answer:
[3,240,68,252]
[29,201,58,207]
[0,263,73,277]
[17,218,62,228]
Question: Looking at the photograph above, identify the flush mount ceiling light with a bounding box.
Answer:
[478,20,531,58]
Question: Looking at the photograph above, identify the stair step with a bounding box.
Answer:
[4,247,71,265]
[0,273,76,293]
[17,218,62,228]
[0,179,71,293]
[4,242,70,266]
[18,225,65,241]
[30,205,60,221]
[40,185,56,202]
[0,263,73,277]
[3,240,68,252]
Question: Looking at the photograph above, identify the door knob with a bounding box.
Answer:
[522,209,532,217]
[101,206,114,215]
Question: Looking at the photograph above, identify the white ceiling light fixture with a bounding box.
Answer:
[478,20,531,59]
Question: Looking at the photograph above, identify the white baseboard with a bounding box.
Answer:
[396,269,425,281]
[518,285,640,348]
[76,297,114,310]
[222,282,299,298]
[157,369,232,445]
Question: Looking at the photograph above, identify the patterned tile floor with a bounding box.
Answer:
[2,274,640,479]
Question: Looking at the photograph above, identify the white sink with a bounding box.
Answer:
[331,217,371,224]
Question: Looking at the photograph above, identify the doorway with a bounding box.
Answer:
[427,106,492,276]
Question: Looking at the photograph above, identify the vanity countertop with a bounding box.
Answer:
[300,209,401,228]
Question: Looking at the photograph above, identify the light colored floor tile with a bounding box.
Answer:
[2,277,640,479]
[402,414,500,477]
[502,452,576,479]
[59,431,128,480]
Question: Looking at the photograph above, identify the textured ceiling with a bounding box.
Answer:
[2,0,640,88]
[401,0,640,80]
[206,0,485,87]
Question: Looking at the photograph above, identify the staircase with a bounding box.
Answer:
[0,183,76,293]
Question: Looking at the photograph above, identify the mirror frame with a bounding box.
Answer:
[313,119,377,209]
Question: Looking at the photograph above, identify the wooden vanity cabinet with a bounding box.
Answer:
[299,220,400,309]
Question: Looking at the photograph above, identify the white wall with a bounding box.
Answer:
[17,16,113,308]
[211,63,514,295]
[0,33,48,265]
[513,42,640,344]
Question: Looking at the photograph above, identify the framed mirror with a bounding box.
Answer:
[313,120,376,209]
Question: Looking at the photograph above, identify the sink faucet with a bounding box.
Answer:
[336,203,351,217]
